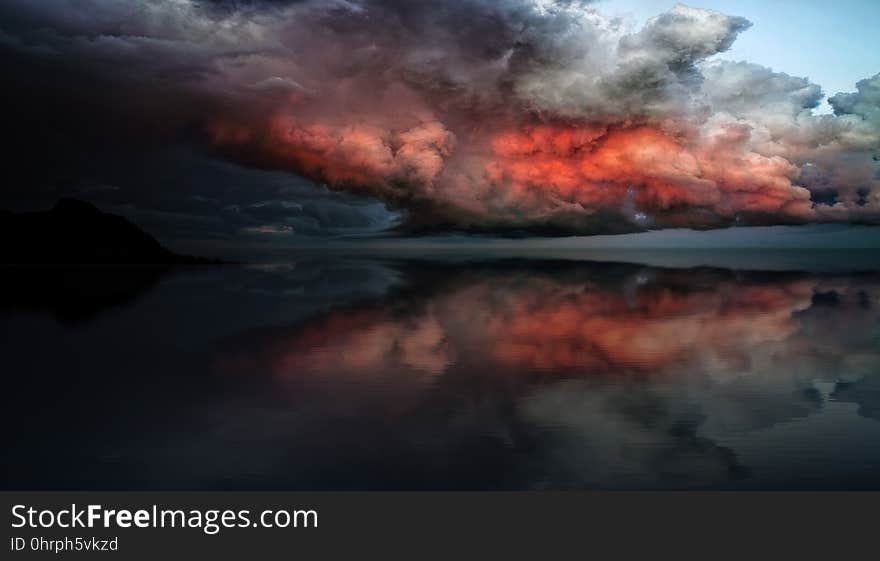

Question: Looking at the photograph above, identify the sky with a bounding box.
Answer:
[1,0,878,248]
[602,0,880,112]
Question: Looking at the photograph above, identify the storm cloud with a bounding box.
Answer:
[1,0,878,235]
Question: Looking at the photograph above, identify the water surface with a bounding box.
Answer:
[3,253,880,489]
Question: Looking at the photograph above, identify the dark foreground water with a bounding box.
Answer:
[3,251,880,489]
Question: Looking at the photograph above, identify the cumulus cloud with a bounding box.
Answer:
[1,0,878,234]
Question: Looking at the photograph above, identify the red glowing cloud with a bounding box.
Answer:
[200,2,877,233]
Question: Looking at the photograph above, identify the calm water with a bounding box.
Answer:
[3,253,880,489]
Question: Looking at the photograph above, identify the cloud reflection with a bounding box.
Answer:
[209,261,880,488]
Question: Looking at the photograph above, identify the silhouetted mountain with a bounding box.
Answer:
[0,199,219,264]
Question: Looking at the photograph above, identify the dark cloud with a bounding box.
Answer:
[1,1,878,237]
[86,149,398,240]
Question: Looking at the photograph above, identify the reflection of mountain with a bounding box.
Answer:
[209,261,880,488]
[0,199,217,264]
[0,266,167,324]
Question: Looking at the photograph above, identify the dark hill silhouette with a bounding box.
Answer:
[0,199,219,264]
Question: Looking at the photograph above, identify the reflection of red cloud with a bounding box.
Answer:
[215,306,452,391]
[275,309,452,376]
[477,279,814,372]
[215,271,817,383]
